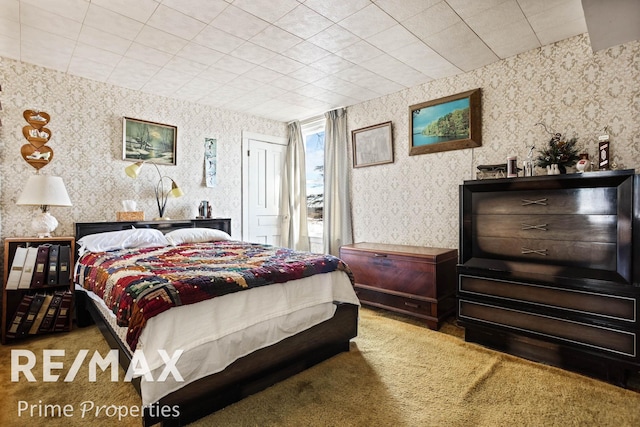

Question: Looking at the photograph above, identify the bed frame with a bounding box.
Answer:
[74,220,359,426]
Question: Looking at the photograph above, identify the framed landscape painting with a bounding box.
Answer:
[123,117,177,165]
[409,88,481,156]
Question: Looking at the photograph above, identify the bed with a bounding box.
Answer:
[73,219,360,426]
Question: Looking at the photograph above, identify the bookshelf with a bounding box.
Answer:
[2,237,75,344]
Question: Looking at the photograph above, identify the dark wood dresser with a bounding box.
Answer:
[458,169,640,386]
[339,243,457,329]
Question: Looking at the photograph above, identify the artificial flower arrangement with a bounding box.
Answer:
[534,123,580,173]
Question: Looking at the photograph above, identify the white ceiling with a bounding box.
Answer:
[1,0,589,122]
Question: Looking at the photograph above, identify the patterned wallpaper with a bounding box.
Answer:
[0,34,638,255]
[0,57,286,241]
[347,34,640,249]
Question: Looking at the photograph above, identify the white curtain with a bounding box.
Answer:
[323,108,353,256]
[280,121,310,251]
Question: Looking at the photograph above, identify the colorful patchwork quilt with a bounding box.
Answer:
[75,241,354,349]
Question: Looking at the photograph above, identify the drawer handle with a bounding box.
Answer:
[521,223,548,231]
[521,247,548,256]
[521,198,548,206]
[373,253,387,257]
[404,302,420,308]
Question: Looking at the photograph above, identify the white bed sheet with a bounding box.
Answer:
[76,269,359,405]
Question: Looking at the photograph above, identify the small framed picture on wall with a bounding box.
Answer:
[351,121,393,168]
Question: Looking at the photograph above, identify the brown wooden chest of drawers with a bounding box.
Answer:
[458,170,640,387]
[339,242,457,330]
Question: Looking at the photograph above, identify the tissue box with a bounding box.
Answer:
[116,211,144,221]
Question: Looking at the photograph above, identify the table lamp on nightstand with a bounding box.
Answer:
[16,174,72,237]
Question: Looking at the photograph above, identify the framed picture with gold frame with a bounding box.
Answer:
[122,117,177,165]
[409,88,481,156]
[352,121,393,168]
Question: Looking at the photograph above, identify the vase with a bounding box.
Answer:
[558,164,566,174]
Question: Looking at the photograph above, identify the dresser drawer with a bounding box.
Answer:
[473,236,617,270]
[459,275,636,322]
[356,286,436,317]
[459,300,637,357]
[474,214,617,242]
[472,187,617,215]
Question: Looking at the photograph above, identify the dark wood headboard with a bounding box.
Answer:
[74,218,231,240]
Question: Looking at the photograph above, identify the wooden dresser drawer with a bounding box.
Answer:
[472,187,617,215]
[355,286,436,318]
[474,214,617,242]
[472,236,617,270]
[459,300,637,357]
[459,275,636,322]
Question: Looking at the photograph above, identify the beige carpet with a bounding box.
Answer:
[2,307,639,426]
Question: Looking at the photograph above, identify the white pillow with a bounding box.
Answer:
[165,228,231,245]
[77,228,169,255]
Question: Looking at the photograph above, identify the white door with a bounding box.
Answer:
[242,132,287,244]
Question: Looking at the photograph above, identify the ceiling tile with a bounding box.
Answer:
[125,42,173,67]
[334,40,384,63]
[20,6,82,40]
[445,0,511,19]
[304,0,370,22]
[160,0,228,24]
[73,42,123,66]
[20,40,71,71]
[246,66,285,83]
[335,65,405,95]
[308,54,354,74]
[232,0,299,22]
[176,42,225,66]
[231,42,278,65]
[198,65,240,84]
[402,2,461,40]
[374,0,441,21]
[213,55,257,74]
[193,25,245,53]
[424,22,500,72]
[21,0,89,23]
[227,75,265,91]
[275,4,333,39]
[338,3,397,39]
[84,4,144,41]
[0,17,20,39]
[261,54,305,74]
[67,55,113,81]
[21,25,76,56]
[147,4,207,40]
[250,25,302,53]
[90,0,158,23]
[389,41,461,80]
[270,74,307,90]
[282,41,331,65]
[366,24,421,53]
[307,24,360,53]
[78,25,132,55]
[134,26,188,55]
[288,65,328,83]
[1,0,21,22]
[163,56,209,76]
[210,5,270,40]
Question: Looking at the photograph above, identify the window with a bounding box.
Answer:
[301,118,325,253]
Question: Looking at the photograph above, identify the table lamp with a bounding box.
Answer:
[16,174,72,237]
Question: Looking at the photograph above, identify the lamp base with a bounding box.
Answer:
[153,217,171,221]
[31,211,58,238]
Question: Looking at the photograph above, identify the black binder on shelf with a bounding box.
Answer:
[46,244,60,286]
[6,295,34,339]
[57,245,71,287]
[30,245,50,288]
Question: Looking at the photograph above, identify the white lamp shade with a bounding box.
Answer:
[16,175,72,207]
